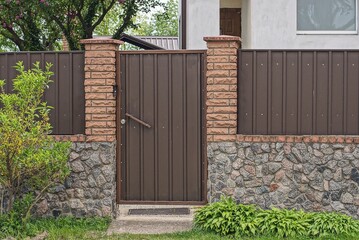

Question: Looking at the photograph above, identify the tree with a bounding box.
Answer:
[0,62,70,218]
[0,0,62,51]
[0,0,163,51]
[134,0,178,36]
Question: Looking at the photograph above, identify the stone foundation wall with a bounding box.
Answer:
[208,142,359,218]
[36,142,116,217]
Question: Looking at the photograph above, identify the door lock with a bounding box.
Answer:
[120,119,126,125]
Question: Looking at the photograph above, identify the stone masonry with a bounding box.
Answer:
[208,142,359,218]
[36,142,116,217]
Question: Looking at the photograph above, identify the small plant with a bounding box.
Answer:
[0,62,71,232]
[308,212,359,237]
[194,196,259,236]
[257,208,311,238]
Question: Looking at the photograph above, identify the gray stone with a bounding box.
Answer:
[266,162,282,174]
[71,161,84,173]
[323,169,334,180]
[342,193,354,204]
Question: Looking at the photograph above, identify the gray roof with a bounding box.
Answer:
[138,36,179,50]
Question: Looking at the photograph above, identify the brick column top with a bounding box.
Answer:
[81,38,122,142]
[80,37,123,45]
[204,35,241,142]
[204,35,242,42]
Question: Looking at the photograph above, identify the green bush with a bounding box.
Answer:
[194,196,359,238]
[0,62,71,235]
[194,196,259,236]
[309,212,359,237]
[257,208,311,238]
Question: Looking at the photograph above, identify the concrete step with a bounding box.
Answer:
[107,205,199,235]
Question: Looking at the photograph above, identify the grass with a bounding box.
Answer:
[1,217,359,239]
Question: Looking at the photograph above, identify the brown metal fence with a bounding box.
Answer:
[238,50,359,135]
[0,52,85,135]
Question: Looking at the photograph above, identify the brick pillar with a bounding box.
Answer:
[204,36,241,142]
[80,38,123,142]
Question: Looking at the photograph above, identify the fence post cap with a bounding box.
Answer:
[80,37,123,45]
[204,35,242,42]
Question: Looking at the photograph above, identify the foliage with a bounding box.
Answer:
[308,212,359,237]
[0,62,71,223]
[0,0,164,51]
[194,196,259,236]
[194,196,359,239]
[257,208,311,238]
[133,0,179,36]
[0,0,62,51]
[0,215,110,239]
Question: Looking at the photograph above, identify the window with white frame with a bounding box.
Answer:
[297,0,357,34]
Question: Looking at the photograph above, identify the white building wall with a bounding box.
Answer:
[186,0,220,49]
[247,0,359,49]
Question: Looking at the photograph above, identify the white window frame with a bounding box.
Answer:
[296,0,358,35]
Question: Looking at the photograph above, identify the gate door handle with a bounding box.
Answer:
[125,113,151,128]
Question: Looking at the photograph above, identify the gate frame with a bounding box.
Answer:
[116,50,208,205]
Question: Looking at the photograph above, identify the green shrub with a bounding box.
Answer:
[308,212,359,237]
[0,62,71,235]
[194,196,359,239]
[257,208,311,238]
[194,196,259,236]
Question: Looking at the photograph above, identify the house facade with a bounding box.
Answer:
[180,0,359,49]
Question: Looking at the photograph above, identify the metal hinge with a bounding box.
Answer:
[113,85,118,98]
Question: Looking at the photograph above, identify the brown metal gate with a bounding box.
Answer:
[117,50,206,203]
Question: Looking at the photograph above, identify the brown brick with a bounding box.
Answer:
[213,48,237,55]
[207,63,214,70]
[85,58,116,65]
[92,128,116,135]
[92,114,116,121]
[229,42,240,48]
[213,92,237,99]
[85,51,115,58]
[107,135,116,142]
[214,78,237,84]
[91,100,116,107]
[86,121,107,128]
[214,63,237,70]
[85,65,115,72]
[212,106,237,114]
[207,56,229,63]
[91,86,113,93]
[208,128,228,134]
[87,136,107,142]
[207,114,230,121]
[85,93,107,100]
[207,135,214,142]
[107,121,116,127]
[207,70,230,78]
[85,79,107,86]
[229,85,237,91]
[213,135,236,142]
[230,70,237,77]
[208,121,236,127]
[86,107,106,114]
[229,56,237,63]
[91,72,116,79]
[207,99,229,106]
[106,107,116,114]
[207,85,229,92]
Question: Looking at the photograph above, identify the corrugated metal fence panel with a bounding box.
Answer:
[238,50,359,135]
[119,51,205,202]
[0,52,85,135]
